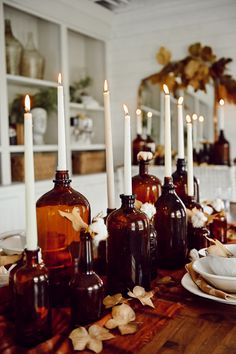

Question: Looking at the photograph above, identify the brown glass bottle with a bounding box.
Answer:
[188,226,210,250]
[132,159,161,204]
[154,177,187,269]
[172,158,200,204]
[213,130,230,166]
[145,135,156,154]
[107,194,150,295]
[132,134,146,165]
[209,214,227,243]
[36,170,90,306]
[70,231,104,327]
[13,249,51,347]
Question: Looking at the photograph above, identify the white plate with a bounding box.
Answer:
[181,273,236,305]
[198,244,236,258]
[0,230,25,255]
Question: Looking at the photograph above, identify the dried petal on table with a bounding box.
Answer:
[105,303,137,335]
[103,293,125,309]
[127,286,155,308]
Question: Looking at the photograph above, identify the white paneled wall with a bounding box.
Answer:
[108,0,236,165]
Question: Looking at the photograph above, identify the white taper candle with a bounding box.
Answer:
[186,115,194,196]
[136,108,142,136]
[24,95,38,250]
[123,104,132,195]
[57,73,67,170]
[103,80,115,209]
[218,99,224,131]
[177,97,184,159]
[163,85,172,177]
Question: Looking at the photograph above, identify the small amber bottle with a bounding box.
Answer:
[154,177,188,269]
[213,130,230,166]
[36,170,90,306]
[172,158,200,204]
[13,248,51,347]
[107,194,150,294]
[70,230,104,327]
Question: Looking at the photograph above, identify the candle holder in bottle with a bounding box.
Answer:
[70,230,104,327]
[36,170,90,307]
[154,177,188,269]
[12,248,51,347]
[107,194,150,295]
[172,158,200,204]
[132,152,161,279]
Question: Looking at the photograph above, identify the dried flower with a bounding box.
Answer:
[137,151,153,161]
[210,198,225,213]
[156,46,171,65]
[103,293,125,309]
[88,213,108,246]
[105,303,137,335]
[69,324,114,353]
[191,208,208,228]
[140,203,156,220]
[127,286,155,308]
[59,207,88,231]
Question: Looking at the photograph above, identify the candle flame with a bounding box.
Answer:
[123,104,129,115]
[147,111,152,118]
[24,94,30,112]
[199,115,204,122]
[58,73,62,85]
[186,114,192,123]
[163,84,169,95]
[178,96,183,105]
[104,79,109,92]
[136,108,141,115]
[192,113,198,121]
[219,99,224,106]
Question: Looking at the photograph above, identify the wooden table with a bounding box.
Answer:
[1,267,236,354]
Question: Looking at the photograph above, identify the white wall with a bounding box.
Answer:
[108,0,236,166]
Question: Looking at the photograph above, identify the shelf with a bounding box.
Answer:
[10,145,58,153]
[69,102,104,112]
[70,144,105,151]
[7,75,58,88]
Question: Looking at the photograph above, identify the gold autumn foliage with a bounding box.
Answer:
[142,42,236,104]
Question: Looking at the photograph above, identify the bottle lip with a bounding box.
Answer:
[120,194,136,201]
[53,170,71,183]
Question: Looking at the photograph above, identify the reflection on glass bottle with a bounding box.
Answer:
[36,170,90,306]
[154,177,187,269]
[13,249,51,347]
[70,231,104,327]
[107,194,150,295]
[5,19,22,75]
[21,32,45,79]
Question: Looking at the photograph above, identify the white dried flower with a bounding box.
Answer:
[211,198,225,212]
[137,151,153,161]
[140,202,156,220]
[88,213,108,246]
[105,303,138,335]
[103,293,125,309]
[127,286,155,308]
[191,208,208,228]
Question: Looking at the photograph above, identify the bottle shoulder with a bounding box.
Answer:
[71,271,103,288]
[155,190,186,213]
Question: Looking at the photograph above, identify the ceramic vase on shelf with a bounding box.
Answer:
[154,177,188,269]
[70,230,104,327]
[32,107,47,145]
[21,32,45,79]
[107,194,150,295]
[172,158,200,204]
[36,170,90,307]
[12,248,51,347]
[5,19,22,75]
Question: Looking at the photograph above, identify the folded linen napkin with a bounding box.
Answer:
[185,262,236,302]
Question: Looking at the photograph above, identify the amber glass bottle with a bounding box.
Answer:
[132,135,146,165]
[13,249,51,347]
[172,158,200,204]
[209,214,227,243]
[107,194,150,294]
[213,130,230,166]
[36,170,90,306]
[132,158,161,204]
[70,231,104,327]
[154,177,187,269]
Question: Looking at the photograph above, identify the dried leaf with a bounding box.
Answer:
[103,293,125,309]
[188,42,202,57]
[135,199,143,209]
[59,207,88,231]
[127,286,155,308]
[156,46,171,65]
[118,323,138,335]
[205,236,234,257]
[184,60,200,79]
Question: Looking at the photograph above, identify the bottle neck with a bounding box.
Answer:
[139,161,149,176]
[79,231,94,273]
[120,194,135,209]
[162,177,175,194]
[53,170,71,187]
[25,248,40,267]
[176,158,186,173]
